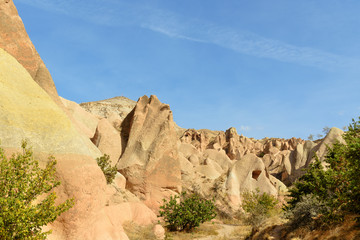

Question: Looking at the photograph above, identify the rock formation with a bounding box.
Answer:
[60,97,99,139]
[91,118,123,165]
[180,126,344,186]
[80,96,137,130]
[226,154,277,208]
[0,1,348,238]
[0,0,59,104]
[117,95,182,210]
[0,48,111,239]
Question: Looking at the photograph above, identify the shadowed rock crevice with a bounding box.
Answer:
[119,108,135,158]
[252,170,262,180]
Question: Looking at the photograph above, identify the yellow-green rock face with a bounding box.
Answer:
[0,48,98,156]
[0,0,59,102]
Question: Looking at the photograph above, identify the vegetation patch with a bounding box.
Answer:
[286,117,360,226]
[240,188,279,234]
[164,222,220,240]
[159,192,217,232]
[96,154,117,184]
[0,141,74,240]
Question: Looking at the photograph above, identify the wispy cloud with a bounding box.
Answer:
[240,125,251,131]
[15,0,359,71]
[142,17,359,71]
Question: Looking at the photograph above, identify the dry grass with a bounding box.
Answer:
[165,222,220,240]
[217,216,243,226]
[122,221,157,240]
[226,225,252,239]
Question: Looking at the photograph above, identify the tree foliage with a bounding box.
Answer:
[96,154,117,184]
[307,134,314,141]
[322,126,331,135]
[158,192,216,232]
[241,189,278,231]
[287,117,360,222]
[0,141,74,239]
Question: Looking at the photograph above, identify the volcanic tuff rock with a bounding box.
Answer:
[226,154,277,209]
[60,97,99,139]
[91,118,123,165]
[181,126,344,186]
[0,0,97,145]
[0,45,161,240]
[80,96,137,129]
[117,95,182,210]
[0,1,349,238]
[0,0,59,103]
[0,48,112,239]
[0,48,99,156]
[81,96,186,137]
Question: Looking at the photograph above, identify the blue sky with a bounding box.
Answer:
[14,0,360,139]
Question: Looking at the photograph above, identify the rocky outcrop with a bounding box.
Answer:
[80,96,137,129]
[117,95,182,210]
[0,48,99,156]
[0,47,159,240]
[0,0,59,103]
[313,127,345,161]
[181,126,345,186]
[0,48,103,238]
[60,97,99,139]
[180,128,223,151]
[259,128,344,185]
[91,118,123,165]
[226,154,277,209]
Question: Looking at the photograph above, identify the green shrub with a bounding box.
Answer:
[96,154,117,184]
[287,117,360,223]
[0,141,74,240]
[241,189,278,232]
[159,192,217,232]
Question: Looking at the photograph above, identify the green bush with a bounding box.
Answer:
[241,189,278,232]
[96,154,117,184]
[159,192,217,232]
[287,117,360,223]
[0,141,74,240]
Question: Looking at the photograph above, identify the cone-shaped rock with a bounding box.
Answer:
[117,95,181,210]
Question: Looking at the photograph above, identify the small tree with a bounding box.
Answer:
[0,141,74,240]
[241,189,278,233]
[322,126,331,136]
[96,154,117,184]
[159,192,216,232]
[307,134,314,141]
